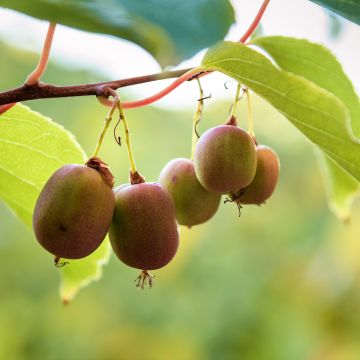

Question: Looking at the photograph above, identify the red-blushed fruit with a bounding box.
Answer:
[109,182,179,271]
[194,125,257,193]
[159,158,221,226]
[33,159,115,259]
[232,145,280,205]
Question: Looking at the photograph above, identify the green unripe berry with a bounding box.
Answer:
[33,160,115,259]
[109,182,179,270]
[194,125,257,193]
[159,158,221,227]
[233,145,280,205]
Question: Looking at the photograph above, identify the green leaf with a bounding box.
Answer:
[201,41,360,182]
[0,0,235,67]
[252,36,360,136]
[308,0,360,25]
[0,104,85,225]
[252,36,360,219]
[0,104,110,302]
[316,152,360,222]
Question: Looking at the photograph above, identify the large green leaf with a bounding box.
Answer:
[201,42,360,182]
[0,0,234,67]
[308,0,360,25]
[252,37,360,136]
[0,104,111,302]
[252,36,360,220]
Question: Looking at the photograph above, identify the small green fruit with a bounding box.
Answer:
[233,145,280,205]
[33,159,115,259]
[194,125,257,193]
[159,158,221,226]
[109,182,179,270]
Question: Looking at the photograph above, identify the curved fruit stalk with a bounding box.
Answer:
[33,157,115,260]
[194,125,257,193]
[109,182,179,274]
[159,158,221,227]
[231,145,280,205]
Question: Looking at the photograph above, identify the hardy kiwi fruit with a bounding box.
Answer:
[232,145,280,205]
[109,182,179,270]
[33,158,115,259]
[194,125,257,193]
[159,158,221,226]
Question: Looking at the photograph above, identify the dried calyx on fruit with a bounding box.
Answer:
[159,158,221,227]
[228,145,280,207]
[109,172,179,289]
[194,115,257,194]
[33,157,115,260]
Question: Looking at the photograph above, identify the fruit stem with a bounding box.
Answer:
[245,88,255,137]
[26,23,57,85]
[116,101,138,174]
[191,78,205,160]
[93,95,119,157]
[230,83,242,119]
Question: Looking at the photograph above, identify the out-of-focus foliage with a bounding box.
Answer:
[326,11,345,40]
[316,152,360,222]
[60,240,112,304]
[1,42,360,360]
[0,0,234,67]
[309,0,360,25]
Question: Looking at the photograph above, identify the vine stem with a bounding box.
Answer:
[26,23,56,85]
[93,93,119,157]
[190,79,204,160]
[0,68,194,106]
[121,0,270,110]
[230,83,242,118]
[0,103,15,115]
[0,0,271,110]
[117,98,137,174]
[97,67,204,109]
[239,0,270,43]
[245,88,255,137]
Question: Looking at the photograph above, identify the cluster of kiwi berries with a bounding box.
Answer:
[32,87,280,289]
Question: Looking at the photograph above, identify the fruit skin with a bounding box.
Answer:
[194,125,257,193]
[159,158,221,226]
[109,182,179,270]
[234,145,280,205]
[33,164,115,259]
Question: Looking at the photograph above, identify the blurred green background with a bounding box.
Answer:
[1,40,360,360]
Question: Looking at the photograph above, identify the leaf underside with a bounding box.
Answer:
[308,0,360,25]
[0,0,235,67]
[252,36,360,220]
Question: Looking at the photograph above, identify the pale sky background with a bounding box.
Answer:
[0,0,359,110]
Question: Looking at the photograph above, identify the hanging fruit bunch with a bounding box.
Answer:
[32,82,280,289]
